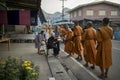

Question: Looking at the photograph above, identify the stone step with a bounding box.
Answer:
[47,56,72,80]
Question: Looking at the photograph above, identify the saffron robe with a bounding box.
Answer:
[73,25,83,55]
[64,28,74,54]
[83,27,96,64]
[59,27,66,36]
[96,26,113,69]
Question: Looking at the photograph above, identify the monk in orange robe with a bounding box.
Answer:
[73,21,83,60]
[96,18,113,79]
[48,25,52,35]
[59,26,66,36]
[83,21,96,69]
[64,25,74,56]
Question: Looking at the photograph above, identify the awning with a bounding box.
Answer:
[0,0,46,25]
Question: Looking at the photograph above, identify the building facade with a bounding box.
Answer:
[69,1,120,21]
[68,1,120,39]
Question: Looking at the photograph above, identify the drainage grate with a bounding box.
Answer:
[56,71,63,74]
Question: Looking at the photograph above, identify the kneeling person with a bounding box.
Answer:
[47,33,60,57]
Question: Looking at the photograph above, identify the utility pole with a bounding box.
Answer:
[60,0,67,21]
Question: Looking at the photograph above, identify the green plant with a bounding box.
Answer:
[0,56,39,80]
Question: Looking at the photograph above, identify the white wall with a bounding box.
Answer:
[15,25,26,33]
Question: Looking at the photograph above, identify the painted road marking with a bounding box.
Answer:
[113,47,120,51]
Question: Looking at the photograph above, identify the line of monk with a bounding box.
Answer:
[60,17,113,79]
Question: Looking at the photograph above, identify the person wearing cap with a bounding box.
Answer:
[82,21,96,69]
[96,18,113,79]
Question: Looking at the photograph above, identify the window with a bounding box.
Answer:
[78,10,81,16]
[74,11,77,17]
[99,10,106,16]
[86,10,93,16]
[111,11,117,16]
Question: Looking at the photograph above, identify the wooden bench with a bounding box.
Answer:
[10,34,35,43]
[0,38,10,50]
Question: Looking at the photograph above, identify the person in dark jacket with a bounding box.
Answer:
[47,33,60,57]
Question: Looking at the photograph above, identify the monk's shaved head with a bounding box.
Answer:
[87,21,93,27]
[103,17,109,25]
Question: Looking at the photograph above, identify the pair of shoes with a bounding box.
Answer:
[55,55,60,58]
[38,52,43,55]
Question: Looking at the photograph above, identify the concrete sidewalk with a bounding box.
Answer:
[0,43,51,80]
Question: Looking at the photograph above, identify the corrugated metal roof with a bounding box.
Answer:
[0,0,41,9]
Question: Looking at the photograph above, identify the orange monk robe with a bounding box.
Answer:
[73,25,83,55]
[64,28,74,54]
[83,27,96,64]
[48,26,52,35]
[96,26,113,69]
[59,27,66,36]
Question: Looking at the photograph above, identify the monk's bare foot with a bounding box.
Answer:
[79,57,82,61]
[105,73,108,78]
[66,54,72,57]
[78,55,82,61]
[90,66,95,69]
[75,56,79,60]
[98,74,105,79]
[84,63,88,67]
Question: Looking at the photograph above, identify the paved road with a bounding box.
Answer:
[60,40,120,80]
